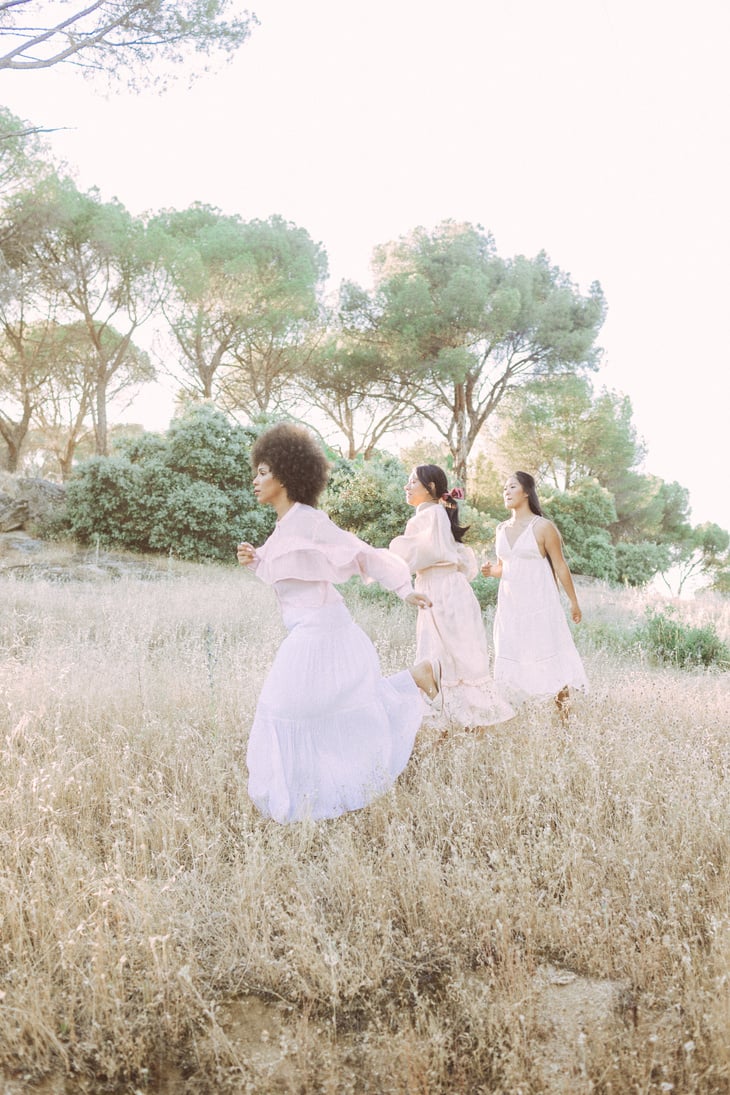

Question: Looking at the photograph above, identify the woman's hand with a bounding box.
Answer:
[405,592,432,609]
[481,560,501,578]
[237,542,257,566]
[570,602,582,624]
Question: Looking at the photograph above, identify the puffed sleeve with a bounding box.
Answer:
[389,504,460,573]
[255,505,413,598]
[456,543,478,581]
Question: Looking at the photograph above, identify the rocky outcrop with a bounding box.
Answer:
[0,475,67,533]
[0,498,29,532]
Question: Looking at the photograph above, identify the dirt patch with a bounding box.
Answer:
[530,962,631,1092]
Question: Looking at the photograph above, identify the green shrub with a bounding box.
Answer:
[459,502,498,548]
[542,479,618,580]
[65,457,144,549]
[338,575,401,608]
[615,541,671,587]
[636,608,730,669]
[577,618,636,656]
[323,455,411,547]
[470,573,498,610]
[65,405,275,562]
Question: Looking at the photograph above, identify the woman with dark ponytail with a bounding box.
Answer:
[389,464,515,731]
[481,471,588,720]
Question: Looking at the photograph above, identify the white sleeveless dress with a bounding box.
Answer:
[493,516,588,698]
[245,503,423,823]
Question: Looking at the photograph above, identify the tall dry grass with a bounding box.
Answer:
[0,551,728,1093]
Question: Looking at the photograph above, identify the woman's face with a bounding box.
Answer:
[405,469,433,508]
[253,463,289,508]
[503,475,527,510]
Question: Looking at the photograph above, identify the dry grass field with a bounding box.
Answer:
[0,538,728,1094]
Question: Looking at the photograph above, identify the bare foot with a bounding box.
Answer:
[555,686,570,724]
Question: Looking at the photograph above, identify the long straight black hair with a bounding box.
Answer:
[513,471,544,516]
[512,471,558,578]
[415,464,469,543]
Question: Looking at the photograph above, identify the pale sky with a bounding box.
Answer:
[2,0,728,530]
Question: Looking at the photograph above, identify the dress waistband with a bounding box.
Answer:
[282,599,351,633]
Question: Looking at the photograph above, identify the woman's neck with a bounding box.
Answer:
[274,498,296,520]
[509,502,533,522]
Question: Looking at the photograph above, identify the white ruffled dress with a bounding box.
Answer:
[245,503,423,823]
[389,502,515,729]
[493,517,589,698]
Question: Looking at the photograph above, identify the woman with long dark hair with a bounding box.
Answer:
[481,471,588,719]
[389,464,514,731]
[237,424,441,823]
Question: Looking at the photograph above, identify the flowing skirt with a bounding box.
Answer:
[493,550,589,699]
[414,566,514,728]
[247,602,422,823]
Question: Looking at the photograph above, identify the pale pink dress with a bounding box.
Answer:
[245,503,423,823]
[389,502,514,728]
[493,516,589,698]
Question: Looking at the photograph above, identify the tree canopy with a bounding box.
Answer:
[0,0,257,88]
[0,174,158,458]
[341,221,606,482]
[153,205,328,415]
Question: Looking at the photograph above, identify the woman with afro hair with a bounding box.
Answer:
[237,422,441,823]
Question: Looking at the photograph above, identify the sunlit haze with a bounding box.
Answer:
[2,0,728,530]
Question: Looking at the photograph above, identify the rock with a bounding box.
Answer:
[0,531,45,554]
[0,498,29,532]
[16,477,67,522]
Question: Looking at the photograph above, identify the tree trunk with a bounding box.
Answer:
[451,382,470,483]
[95,375,108,455]
[0,405,32,472]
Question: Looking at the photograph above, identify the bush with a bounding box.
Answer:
[615,541,671,587]
[459,502,498,548]
[323,455,411,547]
[542,479,618,580]
[65,405,275,562]
[65,457,144,549]
[470,573,498,610]
[635,608,730,669]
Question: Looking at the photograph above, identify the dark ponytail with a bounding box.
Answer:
[415,464,470,543]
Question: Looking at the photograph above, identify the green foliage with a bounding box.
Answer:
[467,452,506,518]
[363,222,606,480]
[673,521,730,593]
[576,618,636,657]
[469,573,499,610]
[65,404,274,561]
[154,205,328,413]
[570,532,617,582]
[323,455,411,548]
[615,541,671,587]
[626,477,693,551]
[636,608,730,670]
[459,502,498,547]
[490,376,699,561]
[1,174,160,457]
[542,479,617,580]
[65,457,144,549]
[711,567,730,595]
